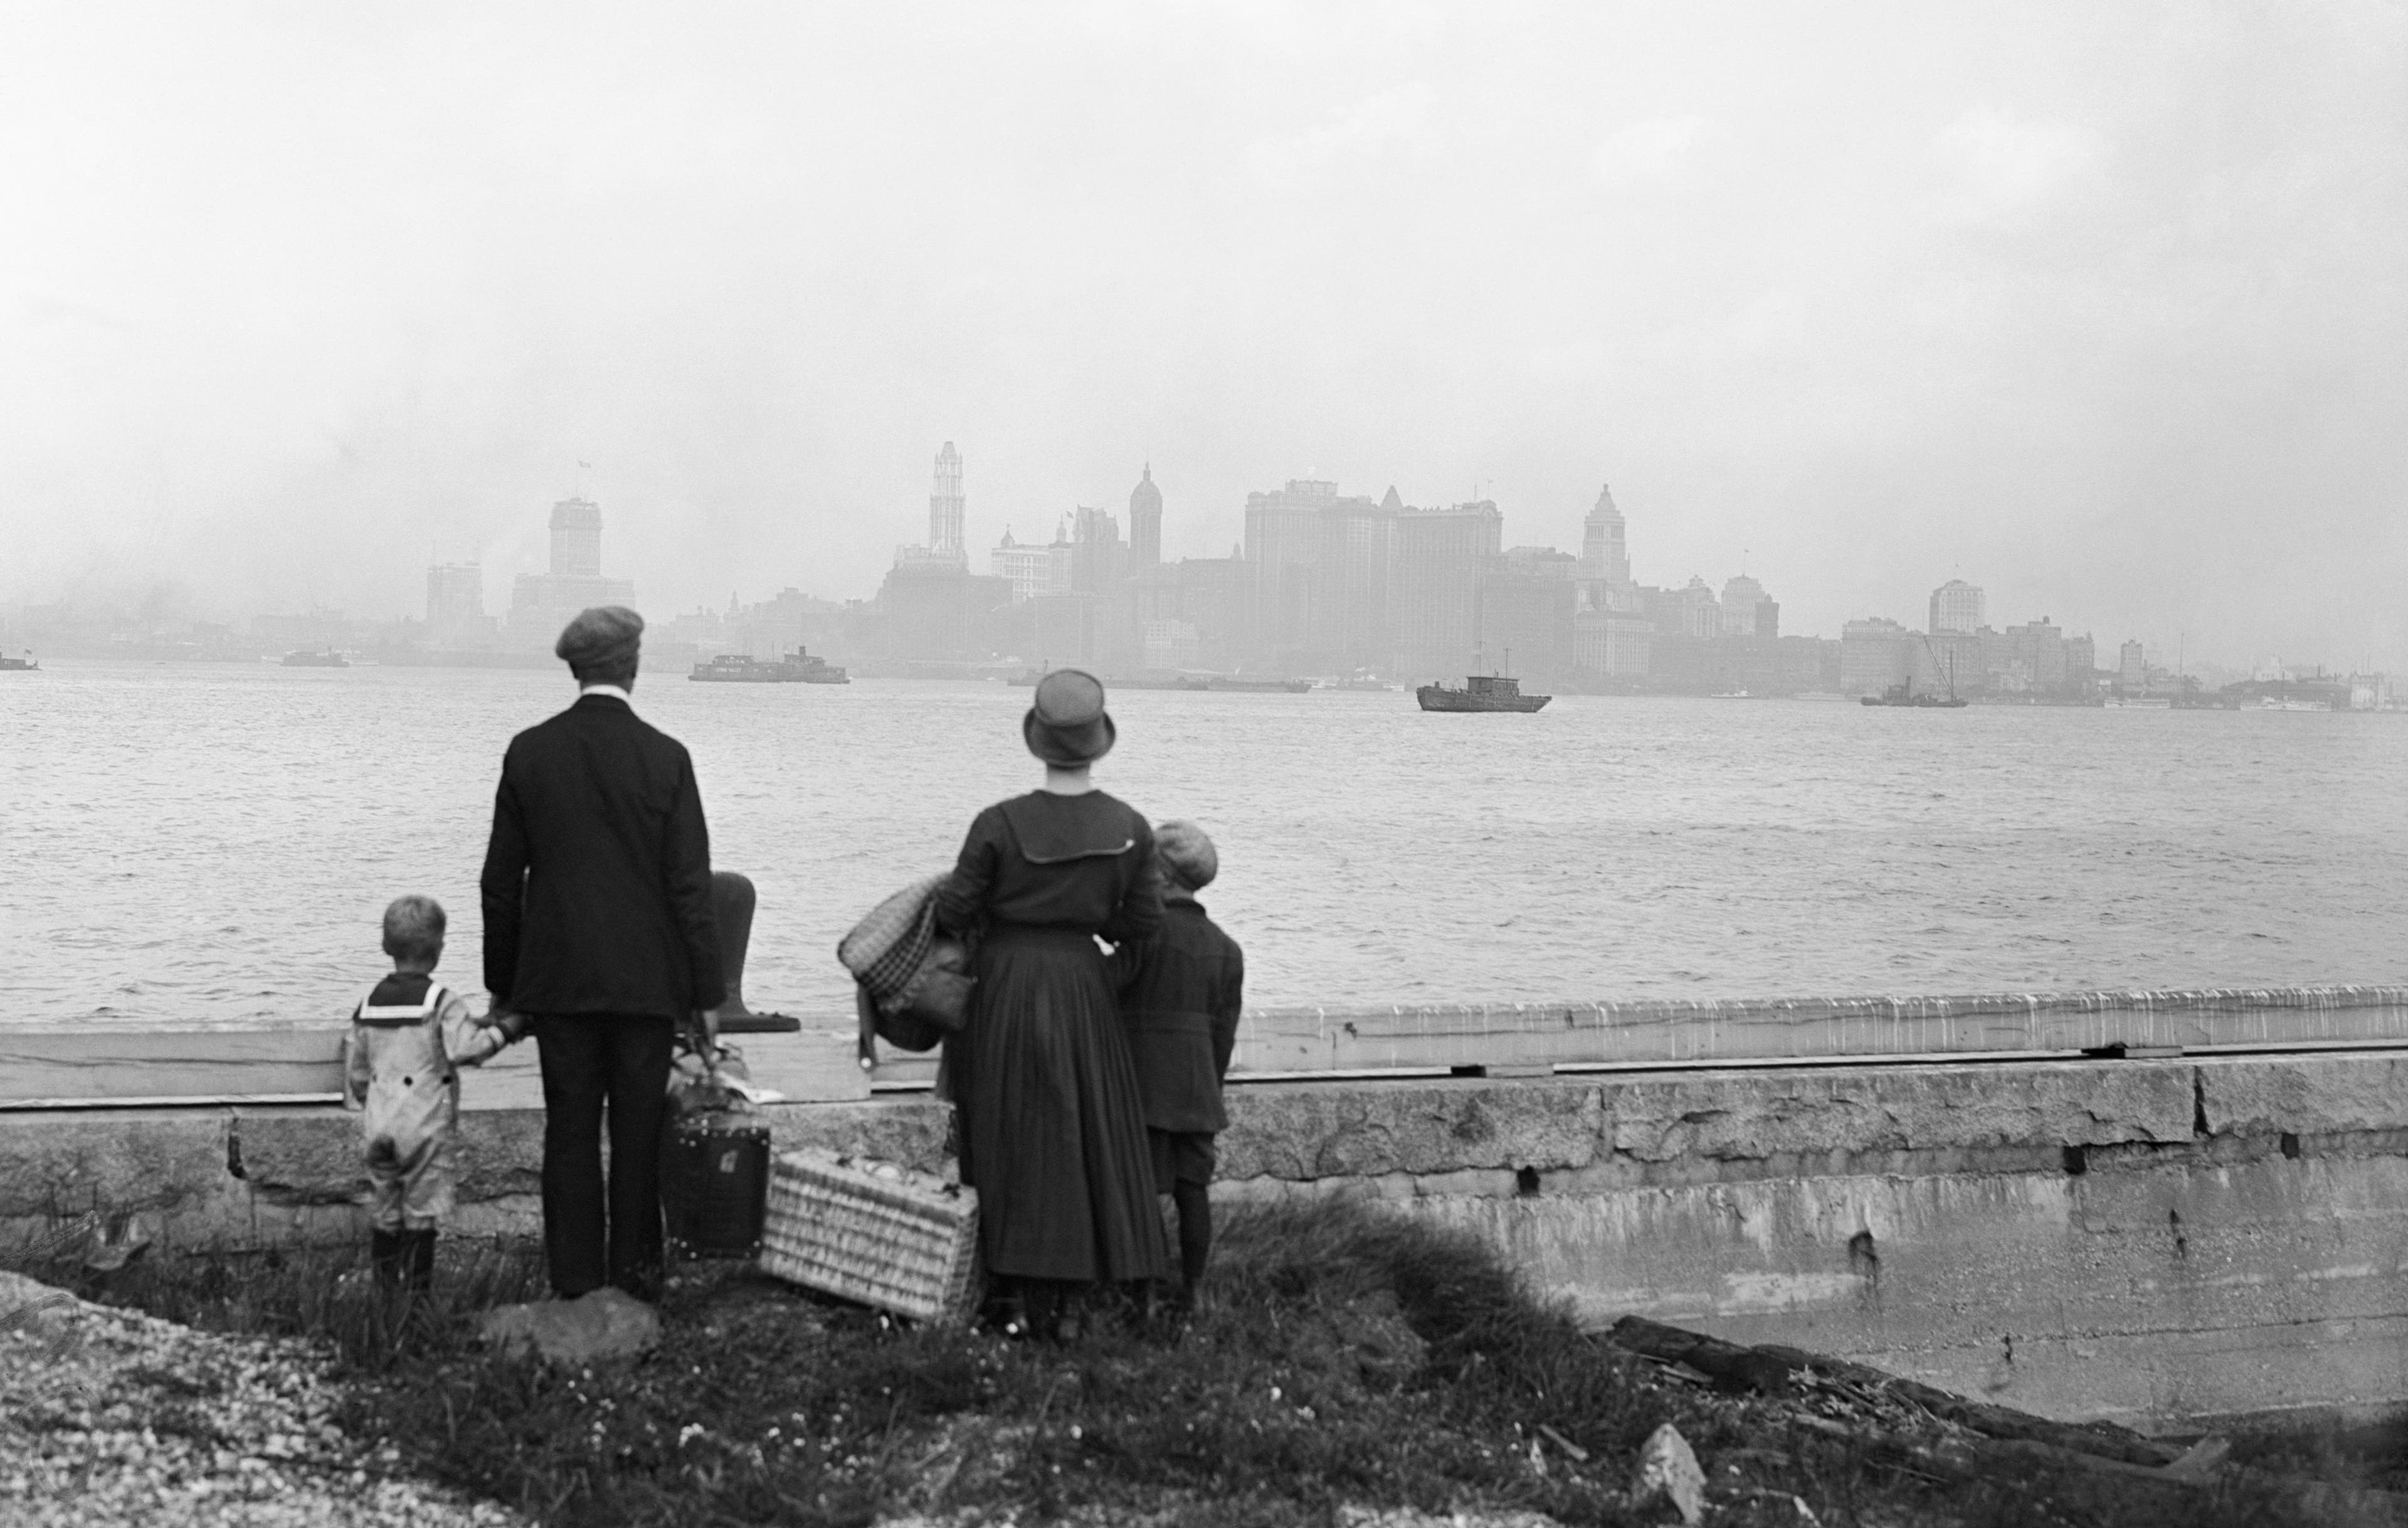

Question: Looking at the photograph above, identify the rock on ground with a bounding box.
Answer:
[478,1287,661,1366]
[1635,1421,1706,1525]
[0,1273,521,1528]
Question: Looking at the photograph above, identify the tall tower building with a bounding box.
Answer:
[1581,484,1632,588]
[1929,578,1985,634]
[511,495,634,648]
[929,442,964,555]
[426,563,484,625]
[1129,464,1163,567]
[549,497,603,576]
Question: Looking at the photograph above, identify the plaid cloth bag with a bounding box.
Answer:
[838,874,975,1062]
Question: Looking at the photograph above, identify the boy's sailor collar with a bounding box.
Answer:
[579,683,633,706]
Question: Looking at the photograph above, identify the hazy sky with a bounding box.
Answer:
[5,3,2403,665]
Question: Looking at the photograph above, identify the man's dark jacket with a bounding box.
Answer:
[1111,894,1245,1133]
[480,694,725,1019]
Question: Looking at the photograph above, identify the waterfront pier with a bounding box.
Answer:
[8,984,2408,1433]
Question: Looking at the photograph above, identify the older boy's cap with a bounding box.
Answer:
[1155,819,1217,891]
[556,606,644,670]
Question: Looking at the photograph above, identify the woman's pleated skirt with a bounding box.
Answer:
[949,925,1172,1283]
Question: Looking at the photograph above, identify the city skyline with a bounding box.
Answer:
[4,448,2382,684]
[4,6,2400,672]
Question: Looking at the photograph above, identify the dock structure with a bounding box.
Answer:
[8,984,2408,1433]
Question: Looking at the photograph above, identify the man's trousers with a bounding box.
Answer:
[534,1014,675,1300]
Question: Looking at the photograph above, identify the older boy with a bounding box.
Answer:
[1111,820,1245,1310]
[344,895,525,1295]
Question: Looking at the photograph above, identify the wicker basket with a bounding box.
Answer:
[759,1149,981,1324]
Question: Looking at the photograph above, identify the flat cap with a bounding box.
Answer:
[555,605,645,670]
[1154,819,1218,891]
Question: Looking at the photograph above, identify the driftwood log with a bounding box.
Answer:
[1602,1316,2408,1524]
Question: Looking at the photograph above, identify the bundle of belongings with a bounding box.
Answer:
[838,873,975,1066]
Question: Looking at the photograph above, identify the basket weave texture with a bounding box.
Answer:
[837,874,947,1008]
[759,1149,981,1324]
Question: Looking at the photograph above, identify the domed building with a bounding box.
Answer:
[1128,464,1162,567]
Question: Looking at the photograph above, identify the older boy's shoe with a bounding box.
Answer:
[404,1229,436,1293]
[371,1230,406,1295]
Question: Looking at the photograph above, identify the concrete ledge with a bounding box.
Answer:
[0,1100,951,1253]
[8,1053,2407,1432]
[1217,1058,2199,1184]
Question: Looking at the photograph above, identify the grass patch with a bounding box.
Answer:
[6,1202,2377,1525]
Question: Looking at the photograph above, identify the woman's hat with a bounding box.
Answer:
[1023,668,1116,767]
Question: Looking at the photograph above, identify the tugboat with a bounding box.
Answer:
[1859,682,1968,708]
[1860,636,1969,708]
[688,649,849,684]
[1417,649,1551,713]
[282,648,349,668]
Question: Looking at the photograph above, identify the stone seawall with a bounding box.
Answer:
[7,1050,2405,1431]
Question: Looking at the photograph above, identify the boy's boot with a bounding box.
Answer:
[371,1229,406,1296]
[405,1229,437,1294]
[1173,1180,1212,1305]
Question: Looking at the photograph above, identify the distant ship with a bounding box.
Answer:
[689,650,848,684]
[1861,635,1968,708]
[1199,676,1312,693]
[1011,671,1309,692]
[1860,682,1967,709]
[0,650,37,672]
[1417,663,1551,713]
[282,649,349,668]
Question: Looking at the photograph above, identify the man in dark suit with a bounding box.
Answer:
[481,605,723,1301]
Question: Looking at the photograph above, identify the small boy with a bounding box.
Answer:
[343,894,526,1295]
[1112,820,1245,1311]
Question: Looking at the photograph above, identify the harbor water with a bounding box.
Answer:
[4,659,2405,1028]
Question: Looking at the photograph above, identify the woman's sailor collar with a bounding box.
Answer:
[999,792,1136,864]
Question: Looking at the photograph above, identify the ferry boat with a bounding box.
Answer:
[281,649,349,668]
[688,650,848,684]
[1417,669,1551,713]
[1859,681,1967,709]
[0,650,37,672]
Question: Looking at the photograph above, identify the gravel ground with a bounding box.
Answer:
[1,1270,521,1528]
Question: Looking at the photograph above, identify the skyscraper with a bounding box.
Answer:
[1719,575,1778,639]
[426,563,484,627]
[1390,500,1502,679]
[1129,465,1162,567]
[1242,479,1394,674]
[1929,579,1985,634]
[1581,484,1632,588]
[929,442,964,556]
[895,442,969,574]
[549,497,603,576]
[510,497,635,645]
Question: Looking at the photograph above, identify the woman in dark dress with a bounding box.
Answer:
[934,669,1173,1333]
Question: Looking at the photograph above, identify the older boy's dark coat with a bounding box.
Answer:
[480,693,725,1019]
[1112,894,1245,1133]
